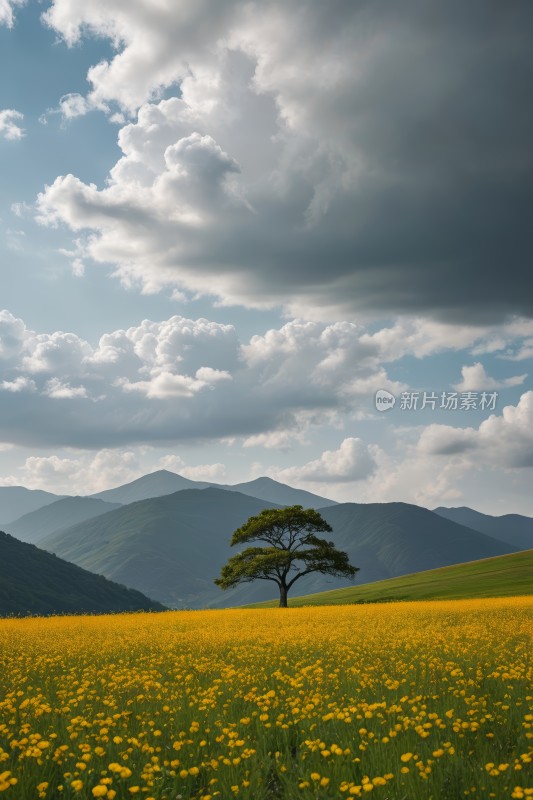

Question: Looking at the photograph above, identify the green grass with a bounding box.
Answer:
[244,549,533,608]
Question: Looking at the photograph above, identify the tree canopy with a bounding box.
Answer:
[214,505,359,607]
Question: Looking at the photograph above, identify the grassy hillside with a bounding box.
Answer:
[244,549,533,607]
[0,531,166,616]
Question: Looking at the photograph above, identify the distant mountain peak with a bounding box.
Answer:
[86,469,338,509]
[433,505,533,550]
[246,476,283,484]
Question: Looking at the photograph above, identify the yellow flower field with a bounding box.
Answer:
[0,597,531,800]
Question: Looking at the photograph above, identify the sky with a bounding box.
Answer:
[0,0,532,514]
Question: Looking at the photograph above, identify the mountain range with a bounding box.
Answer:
[0,486,64,526]
[6,496,122,545]
[39,489,517,609]
[1,470,336,523]
[1,469,531,615]
[91,470,338,508]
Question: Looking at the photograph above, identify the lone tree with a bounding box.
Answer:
[215,505,359,607]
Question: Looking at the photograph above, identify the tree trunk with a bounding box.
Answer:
[279,584,288,608]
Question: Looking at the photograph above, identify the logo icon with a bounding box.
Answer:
[375,389,396,412]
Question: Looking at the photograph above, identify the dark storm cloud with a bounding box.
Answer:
[38,0,533,322]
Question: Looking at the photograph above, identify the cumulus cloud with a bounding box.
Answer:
[21,332,92,374]
[241,319,405,399]
[36,1,533,321]
[272,438,377,485]
[0,450,141,494]
[0,448,230,495]
[42,378,89,399]
[40,93,98,125]
[119,367,231,399]
[1,376,36,393]
[1,308,530,458]
[417,391,533,468]
[453,362,527,391]
[0,109,25,140]
[0,310,403,449]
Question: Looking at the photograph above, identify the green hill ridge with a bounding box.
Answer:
[0,530,165,616]
[244,549,533,607]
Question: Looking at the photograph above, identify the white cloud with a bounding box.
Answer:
[21,331,92,374]
[417,391,533,469]
[0,309,402,449]
[417,425,478,457]
[0,0,25,28]
[242,319,404,397]
[453,362,527,391]
[0,450,140,494]
[500,338,533,362]
[43,378,89,399]
[357,444,468,509]
[272,438,376,485]
[179,462,226,482]
[42,0,241,113]
[59,92,90,118]
[243,429,308,451]
[0,309,28,361]
[1,376,36,393]
[10,201,31,217]
[119,367,231,399]
[0,109,25,140]
[0,448,228,494]
[71,258,85,277]
[0,308,531,467]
